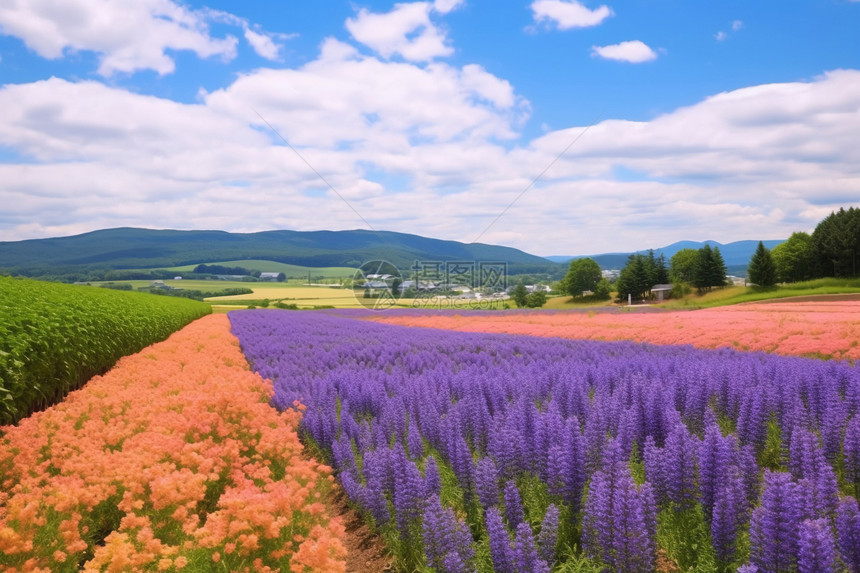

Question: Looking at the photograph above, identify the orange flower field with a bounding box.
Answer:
[374,300,860,360]
[0,315,346,573]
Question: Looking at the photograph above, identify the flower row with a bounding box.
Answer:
[230,309,860,572]
[0,314,345,573]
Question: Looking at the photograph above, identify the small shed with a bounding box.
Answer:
[260,272,280,281]
[651,284,673,302]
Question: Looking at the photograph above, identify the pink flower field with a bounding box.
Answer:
[373,300,860,360]
[0,315,346,573]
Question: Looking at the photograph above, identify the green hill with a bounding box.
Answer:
[165,260,357,278]
[0,228,560,278]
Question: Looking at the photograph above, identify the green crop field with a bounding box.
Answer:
[160,260,357,278]
[0,276,210,425]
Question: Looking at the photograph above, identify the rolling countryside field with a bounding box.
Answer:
[3,283,860,572]
[3,1,858,571]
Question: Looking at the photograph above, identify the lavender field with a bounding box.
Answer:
[229,309,860,573]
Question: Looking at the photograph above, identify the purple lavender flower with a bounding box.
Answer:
[488,417,519,480]
[661,420,700,510]
[536,504,559,567]
[821,390,846,466]
[331,434,358,480]
[475,456,500,509]
[227,310,860,573]
[513,521,550,573]
[735,443,761,513]
[394,445,426,538]
[422,494,475,573]
[448,431,474,497]
[698,422,736,518]
[584,408,608,476]
[845,415,860,496]
[364,475,390,525]
[503,479,525,530]
[424,454,442,498]
[790,427,839,519]
[440,551,468,573]
[407,416,424,460]
[737,389,768,455]
[837,496,860,573]
[546,418,586,514]
[711,471,744,563]
[749,470,801,573]
[583,461,655,572]
[486,506,514,573]
[363,446,394,497]
[643,436,667,508]
[797,517,837,573]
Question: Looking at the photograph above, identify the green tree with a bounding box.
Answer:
[593,278,612,300]
[747,241,777,287]
[655,252,670,285]
[616,254,651,302]
[811,207,860,278]
[710,246,728,288]
[512,281,528,308]
[690,244,727,292]
[525,290,547,308]
[644,250,669,286]
[693,244,715,292]
[561,258,602,298]
[670,249,699,283]
[772,232,813,283]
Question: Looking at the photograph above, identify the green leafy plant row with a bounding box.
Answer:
[0,276,210,425]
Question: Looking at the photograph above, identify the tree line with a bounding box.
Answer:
[748,206,860,286]
[559,245,728,303]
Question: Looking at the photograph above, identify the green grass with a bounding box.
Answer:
[544,295,616,309]
[0,276,210,425]
[660,278,860,309]
[157,259,357,278]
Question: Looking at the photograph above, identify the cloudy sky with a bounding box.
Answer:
[1,0,858,256]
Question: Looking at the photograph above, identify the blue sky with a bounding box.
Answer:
[0,0,858,256]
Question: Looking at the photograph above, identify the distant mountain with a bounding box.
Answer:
[548,239,785,271]
[0,227,560,277]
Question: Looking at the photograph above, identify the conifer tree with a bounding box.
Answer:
[748,241,777,287]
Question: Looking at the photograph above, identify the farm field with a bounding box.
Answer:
[0,314,346,572]
[370,300,860,361]
[208,286,356,302]
[162,260,356,279]
[89,280,365,308]
[5,298,860,572]
[0,276,210,425]
[230,309,860,573]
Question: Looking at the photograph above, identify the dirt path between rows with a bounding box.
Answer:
[332,490,393,573]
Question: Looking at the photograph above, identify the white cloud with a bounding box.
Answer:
[433,0,465,14]
[0,35,858,256]
[716,20,743,42]
[244,28,280,60]
[0,0,238,75]
[346,3,453,61]
[530,0,613,30]
[591,40,657,63]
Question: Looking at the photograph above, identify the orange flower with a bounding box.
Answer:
[0,315,345,572]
